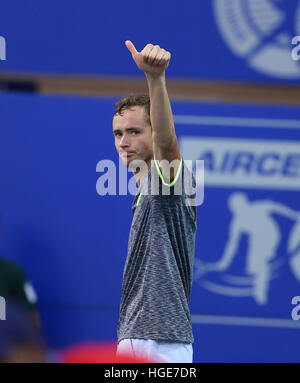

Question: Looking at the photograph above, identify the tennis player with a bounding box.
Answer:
[114,41,197,363]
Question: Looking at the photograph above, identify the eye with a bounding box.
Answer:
[131,131,139,135]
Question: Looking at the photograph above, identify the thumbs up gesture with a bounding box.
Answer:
[125,40,171,77]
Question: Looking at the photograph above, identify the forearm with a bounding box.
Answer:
[146,73,176,149]
[125,40,180,166]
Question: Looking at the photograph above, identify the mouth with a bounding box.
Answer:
[120,152,136,158]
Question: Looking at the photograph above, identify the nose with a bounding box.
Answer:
[119,133,130,148]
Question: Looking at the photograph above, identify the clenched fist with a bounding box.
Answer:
[125,40,171,77]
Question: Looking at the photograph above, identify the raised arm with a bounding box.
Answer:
[125,40,181,183]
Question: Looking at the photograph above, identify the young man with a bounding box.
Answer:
[113,41,197,363]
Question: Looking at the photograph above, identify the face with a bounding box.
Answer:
[113,106,153,168]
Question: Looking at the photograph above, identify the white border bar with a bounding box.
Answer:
[192,314,300,329]
[174,115,300,129]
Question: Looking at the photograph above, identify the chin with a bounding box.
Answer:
[121,157,133,168]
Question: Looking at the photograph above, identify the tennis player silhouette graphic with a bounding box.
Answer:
[196,192,300,305]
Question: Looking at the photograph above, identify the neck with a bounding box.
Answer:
[133,157,153,187]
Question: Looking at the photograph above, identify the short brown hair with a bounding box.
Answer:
[113,94,151,125]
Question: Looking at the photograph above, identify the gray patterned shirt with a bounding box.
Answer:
[117,158,197,344]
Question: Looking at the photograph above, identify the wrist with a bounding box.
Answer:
[145,71,166,82]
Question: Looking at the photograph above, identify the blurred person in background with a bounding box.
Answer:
[0,215,40,328]
[0,256,40,328]
[0,216,45,362]
[61,342,158,363]
[0,301,45,363]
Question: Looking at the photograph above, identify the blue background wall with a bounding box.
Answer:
[1,0,300,82]
[0,92,299,362]
[1,0,300,363]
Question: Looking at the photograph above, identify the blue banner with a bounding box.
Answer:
[0,0,300,82]
[175,102,300,362]
[0,92,299,361]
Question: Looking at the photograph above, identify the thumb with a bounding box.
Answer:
[125,40,138,57]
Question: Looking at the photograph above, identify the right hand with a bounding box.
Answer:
[125,40,171,78]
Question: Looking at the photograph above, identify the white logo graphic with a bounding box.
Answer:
[179,133,300,306]
[180,136,300,191]
[213,0,300,78]
[291,36,300,60]
[291,296,300,319]
[0,36,6,61]
[195,192,300,305]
